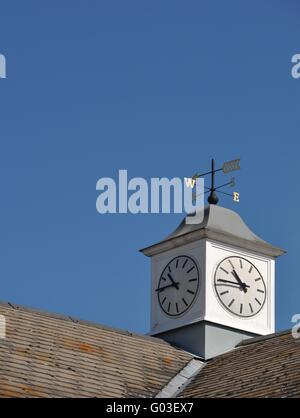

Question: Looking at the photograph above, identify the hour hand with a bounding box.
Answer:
[231,270,248,293]
[167,273,179,289]
[231,269,242,284]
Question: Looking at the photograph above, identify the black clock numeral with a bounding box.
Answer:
[240,304,243,314]
[255,298,261,306]
[257,289,264,293]
[189,278,197,282]
[249,266,253,274]
[182,259,188,269]
[161,297,166,305]
[182,298,188,307]
[220,267,229,274]
[249,303,253,313]
[176,303,179,313]
[255,278,262,282]
[239,259,243,269]
[167,302,171,312]
[161,277,167,281]
[187,266,195,274]
[168,265,171,273]
[229,260,235,269]
[220,290,229,296]
[176,259,179,268]
[187,289,195,295]
[228,298,235,308]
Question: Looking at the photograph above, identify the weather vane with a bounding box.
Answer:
[189,158,241,205]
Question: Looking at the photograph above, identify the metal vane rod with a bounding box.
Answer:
[190,158,240,205]
[214,178,235,191]
[192,158,240,180]
[217,190,234,197]
[208,159,219,205]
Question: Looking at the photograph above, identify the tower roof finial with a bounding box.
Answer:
[207,158,219,205]
[191,158,241,205]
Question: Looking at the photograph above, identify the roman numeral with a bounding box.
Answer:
[182,298,188,307]
[220,267,229,274]
[187,266,195,274]
[182,259,188,269]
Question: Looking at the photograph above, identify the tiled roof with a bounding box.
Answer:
[1,300,300,398]
[0,302,192,398]
[180,330,300,398]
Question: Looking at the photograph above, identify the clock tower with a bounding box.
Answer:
[140,205,285,360]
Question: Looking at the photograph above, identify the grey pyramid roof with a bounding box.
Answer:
[141,205,285,258]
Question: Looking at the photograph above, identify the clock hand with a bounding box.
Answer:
[231,269,243,285]
[155,282,179,292]
[167,273,179,290]
[231,270,248,293]
[218,279,250,288]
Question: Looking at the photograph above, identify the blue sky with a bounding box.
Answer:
[0,1,299,333]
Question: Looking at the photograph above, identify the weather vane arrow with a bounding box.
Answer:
[188,158,241,205]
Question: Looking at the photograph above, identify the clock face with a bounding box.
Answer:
[157,256,200,317]
[214,256,266,318]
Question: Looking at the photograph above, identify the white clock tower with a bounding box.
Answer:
[140,205,285,360]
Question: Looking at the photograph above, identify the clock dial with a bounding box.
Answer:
[157,256,200,317]
[214,256,266,318]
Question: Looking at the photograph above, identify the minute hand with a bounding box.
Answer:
[155,283,178,292]
[218,279,250,288]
